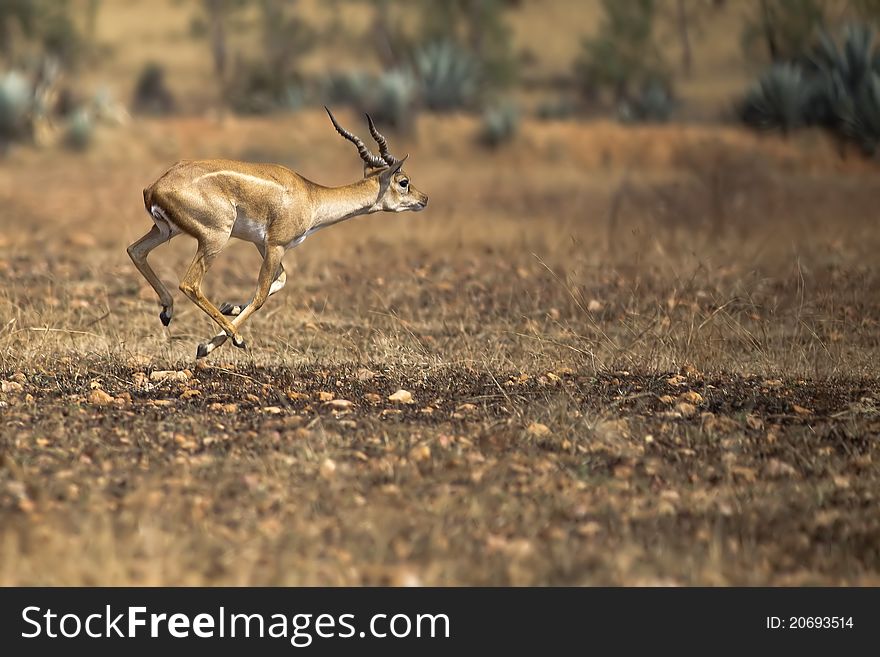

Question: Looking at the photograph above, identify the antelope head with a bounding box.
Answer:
[325,106,428,213]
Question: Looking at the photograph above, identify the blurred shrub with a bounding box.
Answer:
[574,0,672,118]
[371,68,418,129]
[0,71,33,142]
[132,63,176,115]
[63,107,93,150]
[414,40,480,111]
[195,0,315,114]
[415,0,518,92]
[324,71,375,107]
[478,100,519,147]
[741,0,829,64]
[739,22,880,156]
[740,63,820,131]
[322,68,416,130]
[618,77,676,123]
[0,0,84,67]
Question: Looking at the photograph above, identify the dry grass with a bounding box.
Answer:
[0,111,879,585]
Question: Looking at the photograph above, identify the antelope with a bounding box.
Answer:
[128,108,427,359]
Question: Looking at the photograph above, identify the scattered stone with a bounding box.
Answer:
[356,368,376,382]
[149,370,190,384]
[319,458,337,480]
[675,402,697,418]
[87,389,114,405]
[527,422,551,437]
[325,399,353,409]
[409,444,431,462]
[179,389,201,400]
[763,458,798,479]
[678,391,703,405]
[746,414,764,431]
[1,380,23,393]
[388,389,414,404]
[208,402,238,413]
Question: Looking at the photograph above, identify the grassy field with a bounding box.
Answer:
[0,110,878,585]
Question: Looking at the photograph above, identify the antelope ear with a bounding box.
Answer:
[363,163,384,178]
[382,154,408,178]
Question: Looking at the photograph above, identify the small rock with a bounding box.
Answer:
[319,458,337,479]
[262,405,283,414]
[527,422,551,437]
[586,299,603,312]
[126,355,152,369]
[675,402,697,418]
[1,380,23,393]
[666,375,687,386]
[658,394,676,404]
[388,389,414,404]
[678,391,703,405]
[356,368,376,382]
[745,414,764,431]
[179,389,201,400]
[764,458,798,479]
[87,389,114,405]
[325,398,353,409]
[208,402,238,413]
[149,370,190,384]
[364,393,382,404]
[409,444,431,462]
[317,391,335,401]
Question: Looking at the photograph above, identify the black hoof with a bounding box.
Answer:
[220,303,242,316]
[159,308,172,326]
[196,343,209,359]
[232,335,247,349]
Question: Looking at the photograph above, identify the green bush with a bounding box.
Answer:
[574,0,666,103]
[132,63,176,115]
[414,40,480,111]
[740,63,821,130]
[0,71,33,142]
[619,77,675,123]
[372,69,418,129]
[64,108,93,150]
[740,22,880,155]
[478,100,518,147]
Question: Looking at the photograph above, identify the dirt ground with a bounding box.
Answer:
[1,112,879,585]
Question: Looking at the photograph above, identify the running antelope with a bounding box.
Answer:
[128,108,427,358]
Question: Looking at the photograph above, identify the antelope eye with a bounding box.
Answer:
[399,179,409,189]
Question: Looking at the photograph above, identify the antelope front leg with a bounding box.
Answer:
[219,244,286,316]
[179,241,245,358]
[198,245,285,357]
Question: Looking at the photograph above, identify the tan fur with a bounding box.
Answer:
[128,114,427,358]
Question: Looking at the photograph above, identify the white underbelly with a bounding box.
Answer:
[231,214,267,244]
